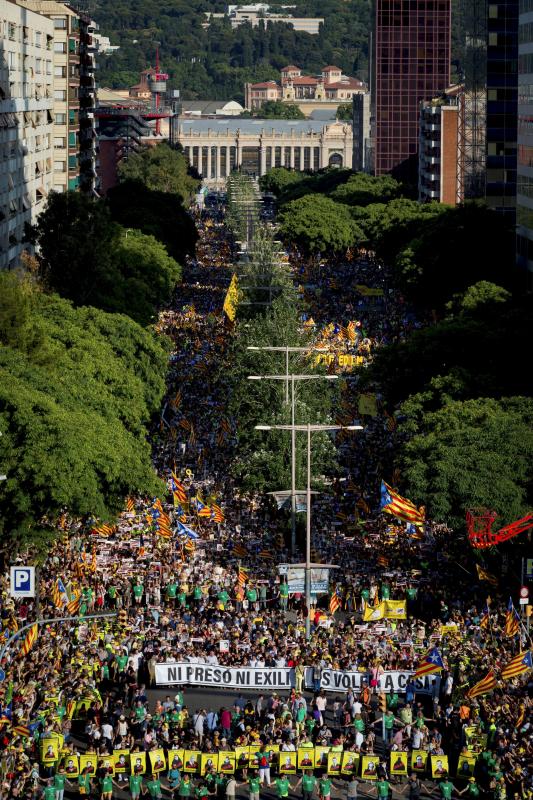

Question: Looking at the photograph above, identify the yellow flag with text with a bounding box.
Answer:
[384,599,407,619]
[363,601,386,622]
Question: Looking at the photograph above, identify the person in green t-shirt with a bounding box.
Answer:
[244,772,261,800]
[129,773,143,800]
[78,770,92,796]
[376,779,390,799]
[193,586,203,603]
[167,581,178,600]
[146,775,163,798]
[179,775,193,797]
[115,653,128,673]
[272,776,290,798]
[459,778,480,797]
[177,589,187,607]
[53,768,67,798]
[296,772,316,800]
[101,772,115,799]
[318,777,333,800]
[218,589,229,609]
[133,582,144,604]
[42,782,56,800]
[196,781,209,800]
[438,779,456,799]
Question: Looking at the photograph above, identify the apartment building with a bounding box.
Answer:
[0,1,54,268]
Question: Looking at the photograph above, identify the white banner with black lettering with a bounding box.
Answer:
[315,668,440,696]
[155,663,294,690]
[155,663,440,696]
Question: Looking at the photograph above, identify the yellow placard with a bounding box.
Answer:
[361,755,379,780]
[201,754,219,775]
[358,393,378,417]
[457,755,476,777]
[130,753,146,776]
[341,752,359,775]
[390,752,408,776]
[218,752,236,774]
[149,749,167,773]
[183,750,201,773]
[279,752,297,774]
[314,747,330,769]
[297,749,315,769]
[327,752,342,775]
[113,751,129,774]
[431,755,449,778]
[363,601,386,622]
[168,750,184,771]
[79,754,97,775]
[411,751,428,772]
[384,599,407,619]
[62,755,79,777]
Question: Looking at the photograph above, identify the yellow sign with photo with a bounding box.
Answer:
[235,747,250,769]
[113,751,129,774]
[61,755,79,777]
[314,747,330,769]
[265,745,279,768]
[79,754,97,776]
[297,749,315,770]
[168,750,184,772]
[279,752,297,774]
[149,749,167,773]
[411,751,428,772]
[389,752,408,776]
[341,752,359,775]
[183,750,201,773]
[249,745,261,769]
[201,754,219,775]
[431,755,449,778]
[361,756,379,780]
[457,755,476,777]
[218,752,236,774]
[41,741,60,764]
[327,752,342,775]
[130,753,146,776]
[100,756,115,776]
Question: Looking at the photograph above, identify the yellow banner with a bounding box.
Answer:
[363,601,386,621]
[384,599,407,619]
[355,284,384,297]
[223,274,239,322]
[358,393,378,417]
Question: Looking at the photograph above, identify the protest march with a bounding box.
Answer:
[0,190,531,800]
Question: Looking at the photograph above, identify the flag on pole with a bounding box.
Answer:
[66,587,81,615]
[479,602,490,629]
[413,647,444,679]
[126,497,135,512]
[501,650,532,681]
[466,669,497,699]
[329,589,342,615]
[223,273,240,322]
[19,624,38,656]
[211,504,225,523]
[505,598,520,637]
[232,543,248,558]
[170,472,188,504]
[380,481,425,526]
[476,564,498,586]
[51,578,68,609]
[238,568,248,587]
[176,520,199,540]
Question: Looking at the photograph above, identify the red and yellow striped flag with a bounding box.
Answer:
[466,669,497,699]
[238,568,248,587]
[126,497,135,512]
[20,624,38,656]
[329,590,342,615]
[501,650,532,681]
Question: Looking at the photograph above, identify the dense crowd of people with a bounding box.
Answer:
[0,198,530,800]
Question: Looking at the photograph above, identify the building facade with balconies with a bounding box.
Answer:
[0,1,54,268]
[418,92,461,205]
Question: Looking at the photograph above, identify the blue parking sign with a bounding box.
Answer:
[9,566,35,598]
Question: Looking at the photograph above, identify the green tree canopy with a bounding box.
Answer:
[330,173,403,207]
[117,142,200,202]
[278,193,362,253]
[259,167,302,195]
[0,275,167,555]
[398,396,533,530]
[252,100,305,119]
[336,102,352,121]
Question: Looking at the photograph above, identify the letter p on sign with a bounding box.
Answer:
[10,566,35,598]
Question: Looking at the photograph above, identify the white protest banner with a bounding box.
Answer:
[314,668,440,696]
[155,663,294,689]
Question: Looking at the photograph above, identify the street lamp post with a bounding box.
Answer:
[255,422,363,637]
[249,374,338,554]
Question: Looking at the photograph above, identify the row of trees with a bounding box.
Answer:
[266,166,533,532]
[224,174,337,495]
[0,143,199,556]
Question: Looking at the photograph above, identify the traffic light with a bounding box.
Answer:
[379,692,387,713]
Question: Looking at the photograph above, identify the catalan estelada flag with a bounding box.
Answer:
[211,504,225,523]
[466,669,497,699]
[413,647,444,679]
[66,587,81,615]
[19,623,38,656]
[476,564,498,586]
[380,481,425,526]
[329,590,342,615]
[51,578,68,609]
[170,471,187,504]
[479,602,490,629]
[505,598,520,637]
[501,650,532,681]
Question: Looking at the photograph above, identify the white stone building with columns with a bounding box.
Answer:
[176,118,353,186]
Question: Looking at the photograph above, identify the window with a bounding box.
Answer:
[54,42,66,53]
[8,22,17,41]
[55,113,66,124]
[68,38,77,53]
[36,59,42,74]
[54,18,67,29]
[54,137,65,148]
[54,160,66,172]
[68,131,76,147]
[54,65,66,77]
[35,31,42,48]
[68,154,77,169]
[54,89,66,101]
